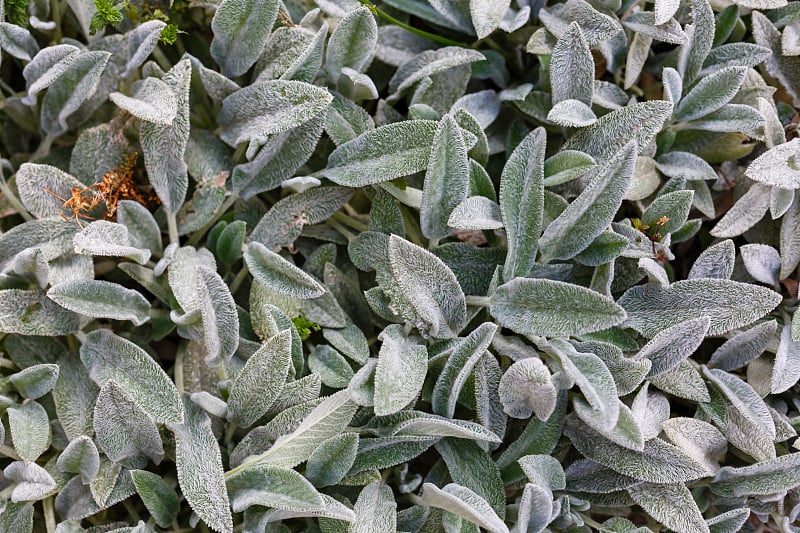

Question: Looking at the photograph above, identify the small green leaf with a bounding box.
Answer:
[305,432,360,488]
[244,241,326,299]
[9,363,59,399]
[374,324,428,416]
[57,436,100,484]
[210,0,279,77]
[131,470,181,529]
[226,463,325,513]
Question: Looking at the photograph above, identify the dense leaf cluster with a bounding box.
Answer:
[1,0,800,531]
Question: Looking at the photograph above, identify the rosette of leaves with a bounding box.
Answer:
[1,0,800,532]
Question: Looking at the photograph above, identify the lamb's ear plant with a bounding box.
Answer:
[2,0,800,531]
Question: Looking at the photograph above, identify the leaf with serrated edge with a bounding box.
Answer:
[387,235,467,339]
[80,329,183,425]
[538,141,636,262]
[432,322,497,418]
[500,128,546,281]
[418,483,508,533]
[620,279,781,337]
[227,330,292,427]
[8,401,50,462]
[374,324,428,416]
[628,483,709,533]
[162,397,229,533]
[47,280,150,326]
[491,278,626,337]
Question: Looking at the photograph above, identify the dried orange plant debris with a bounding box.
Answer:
[44,152,160,227]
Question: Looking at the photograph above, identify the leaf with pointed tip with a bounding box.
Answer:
[323,324,370,364]
[708,320,776,371]
[621,279,781,337]
[110,77,177,125]
[752,11,800,105]
[386,235,467,339]
[219,80,332,149]
[131,470,180,528]
[420,115,469,239]
[3,461,56,503]
[470,0,510,39]
[227,463,324,513]
[197,265,240,366]
[436,438,506,519]
[491,278,626,337]
[8,400,50,462]
[635,317,709,377]
[374,324,428,416]
[388,47,484,99]
[544,150,595,187]
[771,323,800,394]
[245,242,325,299]
[47,280,150,326]
[500,128,545,281]
[418,483,508,533]
[305,432,360,488]
[688,239,735,280]
[745,138,800,189]
[563,101,673,160]
[210,0,279,77]
[239,390,357,469]
[711,182,771,239]
[227,330,292,427]
[628,483,709,533]
[702,366,776,443]
[740,243,780,285]
[9,363,59,399]
[58,436,100,484]
[661,417,727,474]
[0,289,80,336]
[117,201,162,256]
[349,481,397,533]
[564,417,710,483]
[172,397,233,533]
[80,329,183,425]
[498,357,556,421]
[711,452,800,497]
[73,221,151,265]
[16,163,86,219]
[550,22,594,106]
[326,6,377,78]
[40,51,111,137]
[547,99,597,127]
[93,380,164,469]
[323,121,438,187]
[538,141,636,262]
[22,44,80,105]
[622,13,687,44]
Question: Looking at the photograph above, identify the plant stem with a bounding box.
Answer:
[356,0,472,48]
[229,264,249,296]
[0,177,34,221]
[167,209,180,246]
[327,217,356,241]
[43,497,57,533]
[465,295,491,307]
[331,210,368,232]
[187,193,238,247]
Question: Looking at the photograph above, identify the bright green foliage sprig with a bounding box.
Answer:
[90,0,128,35]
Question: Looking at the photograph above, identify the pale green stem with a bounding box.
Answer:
[465,295,491,307]
[229,264,249,296]
[327,217,356,241]
[428,237,440,249]
[167,210,180,246]
[331,210,368,232]
[174,343,185,394]
[0,178,34,221]
[43,497,57,533]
